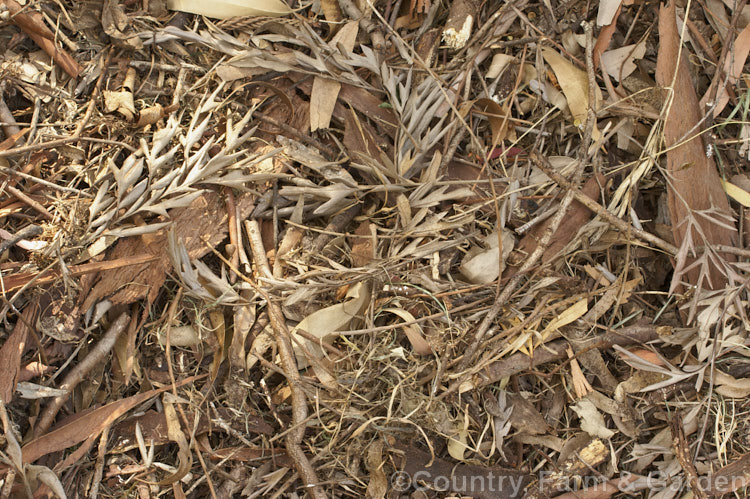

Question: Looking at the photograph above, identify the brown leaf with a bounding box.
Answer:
[350,220,374,267]
[656,0,737,291]
[505,174,605,278]
[391,440,530,499]
[0,299,39,404]
[82,191,256,310]
[22,375,203,464]
[310,22,359,132]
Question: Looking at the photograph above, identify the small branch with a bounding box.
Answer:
[0,224,42,254]
[477,325,660,388]
[531,154,679,255]
[338,0,386,53]
[34,313,131,437]
[246,219,326,499]
[3,184,53,220]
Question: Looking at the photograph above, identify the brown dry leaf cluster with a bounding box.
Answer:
[4,0,750,497]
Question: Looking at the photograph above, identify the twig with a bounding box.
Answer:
[477,325,660,388]
[244,220,273,279]
[89,425,111,499]
[3,184,53,220]
[34,312,131,437]
[0,224,42,254]
[246,219,326,499]
[0,165,91,196]
[339,0,386,53]
[531,154,679,255]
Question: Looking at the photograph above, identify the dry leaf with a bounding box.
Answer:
[447,408,470,461]
[571,398,615,439]
[597,0,622,25]
[167,0,292,18]
[310,21,359,131]
[539,298,588,342]
[291,281,370,367]
[382,308,433,355]
[103,90,136,122]
[714,370,750,398]
[485,53,514,80]
[471,98,513,146]
[656,0,736,291]
[459,229,515,284]
[542,47,601,136]
[365,440,387,499]
[600,40,646,81]
[701,22,750,115]
[722,179,750,207]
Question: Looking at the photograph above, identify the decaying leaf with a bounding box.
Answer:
[571,398,615,439]
[656,0,737,292]
[447,407,470,461]
[310,21,359,131]
[542,47,601,134]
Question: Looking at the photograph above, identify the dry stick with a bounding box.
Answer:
[89,425,110,499]
[0,224,42,254]
[0,166,90,196]
[339,0,386,53]
[225,187,239,283]
[3,184,53,220]
[532,156,679,256]
[478,325,659,387]
[34,312,131,437]
[246,219,326,499]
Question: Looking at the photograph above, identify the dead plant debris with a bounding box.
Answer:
[2,0,750,497]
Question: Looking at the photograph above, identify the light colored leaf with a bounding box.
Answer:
[597,0,623,26]
[447,409,470,461]
[714,371,750,398]
[600,40,646,81]
[25,465,67,499]
[167,0,292,23]
[459,229,515,284]
[16,382,67,399]
[310,21,359,131]
[721,179,750,207]
[571,398,615,439]
[292,282,370,367]
[539,298,588,341]
[485,53,514,79]
[382,308,433,355]
[542,47,600,137]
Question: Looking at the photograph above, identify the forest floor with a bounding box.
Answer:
[2,0,750,497]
